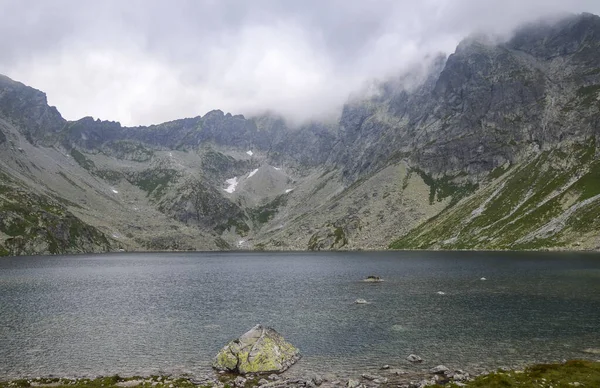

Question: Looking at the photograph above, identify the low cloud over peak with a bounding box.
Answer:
[1,0,599,126]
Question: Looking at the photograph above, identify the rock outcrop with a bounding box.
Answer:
[213,325,300,374]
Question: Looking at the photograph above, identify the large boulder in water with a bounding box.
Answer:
[213,324,300,374]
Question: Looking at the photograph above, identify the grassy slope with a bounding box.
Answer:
[390,141,600,250]
[449,360,600,388]
[0,171,114,256]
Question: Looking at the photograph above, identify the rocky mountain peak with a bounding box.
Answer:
[507,12,600,61]
[0,74,64,143]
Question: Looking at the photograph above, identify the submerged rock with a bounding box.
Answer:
[213,324,300,374]
[363,275,383,283]
[406,354,423,363]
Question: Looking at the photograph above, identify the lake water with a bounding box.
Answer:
[1,251,599,379]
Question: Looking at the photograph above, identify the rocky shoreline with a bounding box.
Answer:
[3,359,600,388]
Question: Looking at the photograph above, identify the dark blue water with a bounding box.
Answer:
[1,251,599,379]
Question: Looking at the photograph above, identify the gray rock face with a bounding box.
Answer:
[213,325,300,375]
[0,75,65,145]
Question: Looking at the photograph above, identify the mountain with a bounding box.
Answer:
[1,13,600,256]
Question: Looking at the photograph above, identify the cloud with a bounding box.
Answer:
[1,0,599,126]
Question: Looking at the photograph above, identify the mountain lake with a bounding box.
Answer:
[1,251,599,379]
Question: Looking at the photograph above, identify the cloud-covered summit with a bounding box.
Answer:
[1,0,599,126]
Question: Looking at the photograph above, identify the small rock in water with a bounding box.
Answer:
[406,354,423,363]
[346,379,360,388]
[380,365,389,370]
[436,291,446,295]
[323,373,337,382]
[363,275,383,282]
[480,277,487,281]
[311,374,324,386]
[355,299,368,304]
[430,365,449,374]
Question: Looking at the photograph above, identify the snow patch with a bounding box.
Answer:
[111,189,119,194]
[224,177,239,193]
[273,167,281,171]
[237,240,246,248]
[246,150,254,156]
[285,188,294,193]
[248,168,259,178]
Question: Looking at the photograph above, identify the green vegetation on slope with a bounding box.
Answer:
[104,140,154,161]
[390,141,600,250]
[0,172,113,256]
[248,194,288,225]
[70,148,96,171]
[129,169,179,199]
[213,216,250,237]
[449,360,600,388]
[412,168,479,206]
[577,84,600,108]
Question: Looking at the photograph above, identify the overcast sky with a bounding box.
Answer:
[1,0,599,126]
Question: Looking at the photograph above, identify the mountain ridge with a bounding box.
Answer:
[1,13,600,255]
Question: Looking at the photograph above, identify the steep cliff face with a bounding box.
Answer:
[0,75,65,144]
[1,13,600,255]
[332,13,600,183]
